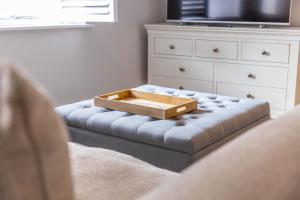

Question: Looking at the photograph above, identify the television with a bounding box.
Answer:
[167,0,292,26]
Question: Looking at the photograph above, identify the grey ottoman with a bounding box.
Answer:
[56,85,270,172]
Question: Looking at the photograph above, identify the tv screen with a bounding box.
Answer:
[167,0,292,25]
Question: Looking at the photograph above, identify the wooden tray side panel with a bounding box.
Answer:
[131,90,190,105]
[95,98,166,119]
[100,90,131,100]
[165,101,197,119]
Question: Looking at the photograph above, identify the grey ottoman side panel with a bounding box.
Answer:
[69,127,193,172]
[68,115,269,172]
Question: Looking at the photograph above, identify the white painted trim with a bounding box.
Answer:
[0,23,92,31]
[145,24,300,38]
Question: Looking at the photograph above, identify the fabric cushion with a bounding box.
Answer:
[140,106,300,200]
[0,59,73,200]
[57,85,270,154]
[70,143,178,200]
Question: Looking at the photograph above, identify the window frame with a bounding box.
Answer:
[0,0,118,29]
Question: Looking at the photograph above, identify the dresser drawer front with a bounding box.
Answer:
[155,37,193,56]
[216,83,286,110]
[196,40,238,60]
[215,63,288,88]
[242,42,290,63]
[154,58,213,81]
[155,76,213,93]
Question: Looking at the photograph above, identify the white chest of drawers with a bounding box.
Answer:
[145,24,300,117]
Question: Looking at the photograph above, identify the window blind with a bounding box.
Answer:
[0,0,61,25]
[62,0,116,22]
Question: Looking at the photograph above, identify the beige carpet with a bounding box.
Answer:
[69,143,178,200]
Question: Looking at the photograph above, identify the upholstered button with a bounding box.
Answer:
[82,105,91,109]
[175,116,183,120]
[213,100,222,104]
[166,90,175,94]
[176,121,186,126]
[202,109,213,113]
[231,99,240,103]
[186,93,195,96]
[99,109,109,113]
[208,96,217,100]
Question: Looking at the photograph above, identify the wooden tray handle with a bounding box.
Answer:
[176,106,187,113]
[108,94,119,100]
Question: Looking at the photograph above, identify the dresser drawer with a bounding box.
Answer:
[196,40,238,60]
[242,42,290,63]
[215,63,288,88]
[154,58,213,81]
[216,83,286,110]
[155,37,193,56]
[155,76,213,93]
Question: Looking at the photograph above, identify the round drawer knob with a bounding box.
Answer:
[246,94,255,99]
[212,48,219,53]
[179,86,184,90]
[179,67,185,72]
[169,45,175,50]
[261,50,270,56]
[248,73,256,79]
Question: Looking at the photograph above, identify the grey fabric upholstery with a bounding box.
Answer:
[57,85,269,153]
[69,127,195,172]
[56,85,270,171]
[68,116,268,172]
[140,106,300,200]
[0,59,74,200]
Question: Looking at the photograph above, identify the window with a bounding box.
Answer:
[0,0,117,26]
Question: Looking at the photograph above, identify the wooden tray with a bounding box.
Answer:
[94,89,197,119]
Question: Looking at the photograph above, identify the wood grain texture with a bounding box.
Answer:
[94,89,197,119]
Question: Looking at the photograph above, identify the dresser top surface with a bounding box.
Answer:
[145,23,300,36]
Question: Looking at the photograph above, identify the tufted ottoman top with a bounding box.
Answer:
[56,85,270,154]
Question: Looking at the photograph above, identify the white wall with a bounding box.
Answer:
[0,0,166,105]
[291,0,300,25]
